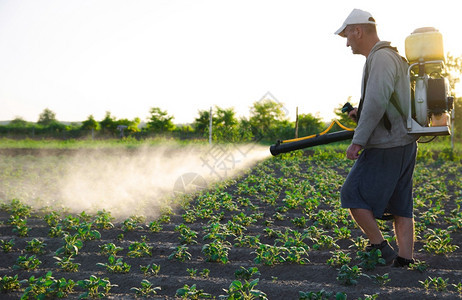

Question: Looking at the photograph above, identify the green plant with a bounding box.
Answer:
[169,245,192,262]
[232,212,257,226]
[147,220,163,232]
[419,276,450,292]
[61,214,81,231]
[220,279,268,300]
[140,263,161,276]
[93,210,114,229]
[314,210,338,229]
[202,240,231,263]
[203,222,233,241]
[187,268,198,277]
[349,236,368,251]
[253,244,287,266]
[0,274,21,293]
[452,282,462,294]
[298,289,347,300]
[48,225,67,238]
[25,238,46,254]
[13,254,41,270]
[128,241,152,257]
[122,217,143,232]
[234,266,261,280]
[327,251,351,268]
[312,235,339,250]
[79,211,93,223]
[333,227,351,240]
[76,222,101,241]
[12,218,30,237]
[234,234,261,248]
[130,279,161,297]
[356,249,386,270]
[408,259,428,273]
[276,228,310,250]
[158,214,171,224]
[182,210,197,223]
[0,239,15,253]
[422,228,459,254]
[77,275,117,299]
[97,255,131,273]
[370,273,391,286]
[226,220,246,236]
[286,246,310,264]
[55,233,83,257]
[99,243,123,256]
[336,265,366,286]
[291,216,308,228]
[5,199,31,218]
[298,289,337,300]
[176,284,212,299]
[176,224,198,245]
[54,255,80,272]
[200,268,210,278]
[357,294,379,300]
[43,211,61,227]
[21,271,75,299]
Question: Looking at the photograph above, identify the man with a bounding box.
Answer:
[335,9,418,267]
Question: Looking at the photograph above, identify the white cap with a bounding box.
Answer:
[334,9,376,37]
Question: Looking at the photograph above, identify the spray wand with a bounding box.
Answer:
[269,104,355,156]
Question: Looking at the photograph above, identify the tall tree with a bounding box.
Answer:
[81,115,99,131]
[9,116,28,127]
[146,107,175,132]
[249,99,288,140]
[99,111,117,134]
[297,113,324,137]
[37,108,57,126]
[193,109,210,134]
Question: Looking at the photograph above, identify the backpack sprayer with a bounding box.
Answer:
[270,27,454,156]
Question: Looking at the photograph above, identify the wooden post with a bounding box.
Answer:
[451,106,455,150]
[295,106,299,138]
[209,106,212,145]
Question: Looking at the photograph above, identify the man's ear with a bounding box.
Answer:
[355,25,364,39]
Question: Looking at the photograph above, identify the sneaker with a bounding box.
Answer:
[392,256,415,267]
[366,240,397,265]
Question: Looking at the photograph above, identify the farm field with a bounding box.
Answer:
[0,144,461,299]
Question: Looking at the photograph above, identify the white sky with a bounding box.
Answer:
[0,0,461,124]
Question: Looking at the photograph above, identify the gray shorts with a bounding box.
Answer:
[340,142,417,219]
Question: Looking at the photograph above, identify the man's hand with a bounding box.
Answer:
[348,108,358,123]
[346,143,362,160]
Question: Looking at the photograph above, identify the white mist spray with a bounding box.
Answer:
[53,143,270,219]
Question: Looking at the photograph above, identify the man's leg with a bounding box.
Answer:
[393,216,414,260]
[349,208,384,244]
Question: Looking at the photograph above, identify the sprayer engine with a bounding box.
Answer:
[406,27,454,136]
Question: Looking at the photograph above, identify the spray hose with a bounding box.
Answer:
[278,119,355,144]
[269,120,355,156]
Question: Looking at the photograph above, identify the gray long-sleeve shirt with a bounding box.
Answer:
[352,41,417,148]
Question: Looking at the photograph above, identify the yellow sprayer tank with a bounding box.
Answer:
[405,27,444,63]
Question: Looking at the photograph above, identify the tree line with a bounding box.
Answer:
[0,99,333,142]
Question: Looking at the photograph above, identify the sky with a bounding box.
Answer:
[0,0,461,124]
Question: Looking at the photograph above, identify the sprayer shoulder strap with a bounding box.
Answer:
[357,45,407,130]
